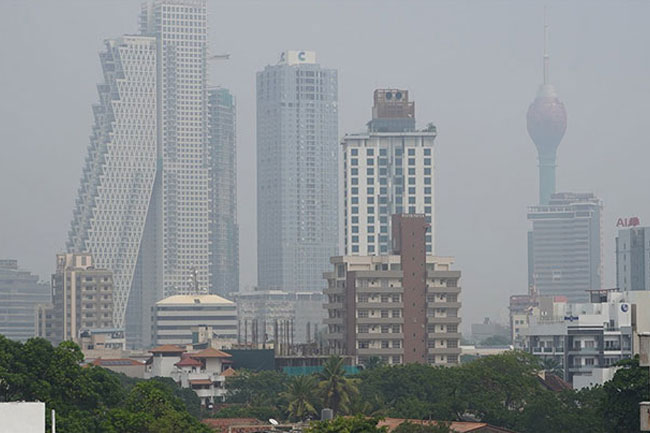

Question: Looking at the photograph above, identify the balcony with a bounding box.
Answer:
[357,347,403,356]
[357,317,403,324]
[427,286,461,294]
[427,347,462,355]
[357,332,404,340]
[428,332,461,340]
[357,302,403,309]
[427,316,461,324]
[357,286,403,293]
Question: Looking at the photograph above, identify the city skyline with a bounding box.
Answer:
[1,1,649,330]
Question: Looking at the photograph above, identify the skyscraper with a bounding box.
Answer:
[527,21,567,206]
[342,89,436,256]
[256,51,338,292]
[616,225,650,291]
[68,0,211,348]
[208,88,239,297]
[528,193,603,303]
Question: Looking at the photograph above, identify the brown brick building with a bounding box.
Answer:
[324,214,461,366]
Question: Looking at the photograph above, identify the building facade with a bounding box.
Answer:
[0,260,50,341]
[524,290,632,386]
[152,294,237,346]
[208,88,239,297]
[256,50,338,292]
[527,192,603,303]
[342,90,435,256]
[235,290,326,345]
[324,214,461,366]
[68,0,219,348]
[49,253,114,345]
[616,226,650,292]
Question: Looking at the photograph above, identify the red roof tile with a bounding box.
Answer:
[221,367,237,377]
[176,357,203,367]
[150,344,187,354]
[189,379,213,385]
[191,347,232,358]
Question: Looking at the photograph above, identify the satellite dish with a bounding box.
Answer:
[269,419,279,426]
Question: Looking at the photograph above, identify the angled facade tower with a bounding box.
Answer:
[527,20,567,205]
[69,0,211,348]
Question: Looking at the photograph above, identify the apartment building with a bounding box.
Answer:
[47,253,113,345]
[324,214,461,366]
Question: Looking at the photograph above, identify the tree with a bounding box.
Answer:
[602,356,649,433]
[538,357,564,378]
[281,375,318,421]
[306,415,386,433]
[317,356,359,415]
[362,356,384,370]
[392,421,451,433]
[225,369,287,407]
[477,335,511,347]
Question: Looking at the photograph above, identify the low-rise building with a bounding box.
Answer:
[79,328,126,359]
[152,294,237,347]
[146,345,234,407]
[89,358,146,378]
[324,214,462,366]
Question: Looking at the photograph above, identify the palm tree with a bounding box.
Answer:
[281,375,318,421]
[317,355,359,415]
[539,356,564,378]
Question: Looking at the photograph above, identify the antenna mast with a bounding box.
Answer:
[543,8,549,85]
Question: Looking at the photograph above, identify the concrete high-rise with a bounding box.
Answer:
[0,260,50,341]
[342,89,435,256]
[527,22,567,206]
[256,51,338,292]
[528,193,603,303]
[68,0,211,348]
[49,253,114,345]
[324,214,461,366]
[208,88,239,297]
[616,225,650,291]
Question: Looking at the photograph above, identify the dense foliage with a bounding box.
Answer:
[221,351,649,433]
[0,336,210,433]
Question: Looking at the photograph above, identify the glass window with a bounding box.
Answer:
[352,245,359,253]
[424,148,431,156]
[409,206,416,214]
[351,178,358,185]
[352,235,359,243]
[424,158,431,165]
[395,167,402,176]
[396,197,403,204]
[367,207,375,214]
[395,148,402,156]
[351,168,358,176]
[396,206,403,213]
[367,216,375,223]
[424,167,431,175]
[352,187,358,195]
[424,177,431,185]
[409,196,416,204]
[352,226,359,233]
[409,187,416,194]
[367,177,374,184]
[408,148,415,156]
[380,187,388,195]
[352,216,359,223]
[351,206,358,214]
[367,168,374,175]
[351,158,358,166]
[367,158,374,166]
[368,245,375,253]
[367,148,374,156]
[367,235,375,243]
[367,187,374,195]
[425,196,431,204]
[368,197,375,204]
[424,187,431,194]
[351,149,358,156]
[379,148,387,156]
[425,206,431,213]
[408,168,415,175]
[368,226,375,233]
[408,177,415,185]
[408,158,415,165]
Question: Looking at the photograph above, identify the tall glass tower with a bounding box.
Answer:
[256,51,338,292]
[69,0,211,348]
[208,88,239,297]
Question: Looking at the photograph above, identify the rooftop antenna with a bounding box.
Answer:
[543,7,549,85]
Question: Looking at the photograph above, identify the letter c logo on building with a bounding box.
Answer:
[298,51,306,61]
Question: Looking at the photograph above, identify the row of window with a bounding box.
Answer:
[349,147,432,157]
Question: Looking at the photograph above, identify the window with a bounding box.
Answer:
[367,148,374,156]
[352,187,358,195]
[408,148,415,156]
[352,226,359,233]
[424,148,431,156]
[408,168,415,175]
[351,149,358,156]
[351,168,358,176]
[351,158,358,166]
[367,158,374,166]
[424,158,431,165]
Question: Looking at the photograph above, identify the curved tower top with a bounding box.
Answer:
[526,18,567,205]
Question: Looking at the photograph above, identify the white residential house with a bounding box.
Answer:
[146,345,235,407]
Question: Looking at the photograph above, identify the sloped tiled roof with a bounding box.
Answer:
[221,367,237,377]
[91,358,144,367]
[378,418,519,433]
[191,347,232,358]
[176,357,203,367]
[149,344,187,354]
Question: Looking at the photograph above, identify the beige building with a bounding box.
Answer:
[324,214,462,366]
[46,253,113,344]
[151,295,238,347]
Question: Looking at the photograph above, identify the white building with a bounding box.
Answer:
[0,402,45,433]
[152,294,237,347]
[68,0,213,348]
[147,345,235,407]
[342,90,435,256]
[525,290,633,387]
[256,50,339,292]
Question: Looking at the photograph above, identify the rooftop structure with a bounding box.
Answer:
[368,89,415,133]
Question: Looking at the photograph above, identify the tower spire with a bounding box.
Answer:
[543,8,549,85]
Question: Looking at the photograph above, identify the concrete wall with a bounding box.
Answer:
[0,402,45,433]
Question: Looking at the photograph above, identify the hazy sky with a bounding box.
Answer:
[1,0,649,331]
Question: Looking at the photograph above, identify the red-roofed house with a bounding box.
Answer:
[89,358,146,378]
[147,345,235,407]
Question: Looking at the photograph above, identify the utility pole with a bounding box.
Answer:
[638,332,650,430]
